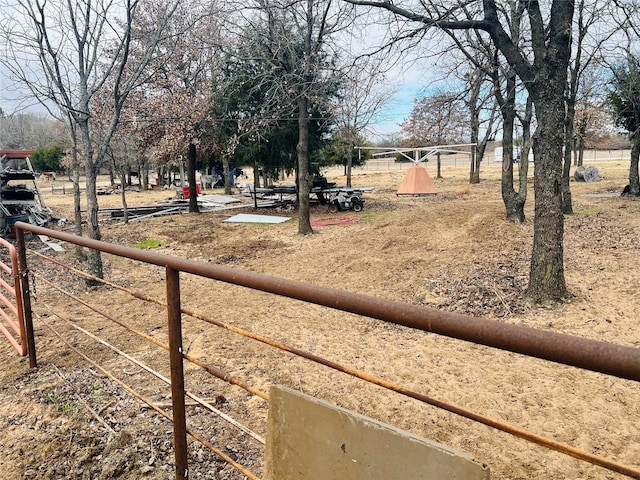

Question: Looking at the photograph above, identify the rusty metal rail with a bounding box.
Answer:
[0,237,26,356]
[13,222,640,480]
[15,222,640,382]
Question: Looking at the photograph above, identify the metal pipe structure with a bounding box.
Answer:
[15,222,640,383]
[0,237,27,356]
[166,267,188,480]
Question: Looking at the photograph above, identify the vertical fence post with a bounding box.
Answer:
[166,266,188,480]
[15,226,37,368]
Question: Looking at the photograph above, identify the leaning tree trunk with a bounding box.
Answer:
[296,96,313,235]
[526,91,568,303]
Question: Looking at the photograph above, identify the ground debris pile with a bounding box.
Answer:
[421,260,530,319]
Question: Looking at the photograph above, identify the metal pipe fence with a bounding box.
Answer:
[12,221,640,480]
[356,149,633,173]
[0,237,27,356]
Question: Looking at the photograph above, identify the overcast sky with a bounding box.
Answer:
[0,0,438,143]
[1,63,428,141]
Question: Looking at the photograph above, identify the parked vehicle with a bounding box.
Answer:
[328,191,364,213]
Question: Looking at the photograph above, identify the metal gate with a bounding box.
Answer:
[0,237,26,356]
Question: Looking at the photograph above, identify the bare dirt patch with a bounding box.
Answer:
[0,161,639,479]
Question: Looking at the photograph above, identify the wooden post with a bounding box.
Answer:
[15,226,37,368]
[166,266,188,479]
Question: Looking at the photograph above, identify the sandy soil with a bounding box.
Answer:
[0,159,639,479]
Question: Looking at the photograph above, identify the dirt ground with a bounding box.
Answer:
[0,159,639,479]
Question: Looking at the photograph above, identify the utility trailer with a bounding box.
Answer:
[0,150,52,236]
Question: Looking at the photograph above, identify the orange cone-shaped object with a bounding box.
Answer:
[396,165,437,195]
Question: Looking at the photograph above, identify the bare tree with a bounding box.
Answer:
[433,5,538,222]
[105,135,137,223]
[401,91,468,178]
[0,111,65,149]
[437,19,529,215]
[485,6,532,224]
[1,0,178,279]
[462,65,498,184]
[604,2,640,196]
[128,0,227,213]
[573,67,612,166]
[237,0,352,234]
[345,0,574,303]
[334,56,395,187]
[561,0,619,214]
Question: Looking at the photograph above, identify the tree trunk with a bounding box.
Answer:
[561,145,573,215]
[120,171,129,224]
[187,143,199,213]
[577,137,585,167]
[517,98,533,213]
[526,92,568,303]
[84,162,104,281]
[70,145,85,260]
[627,137,640,195]
[501,159,525,223]
[436,152,442,179]
[140,159,149,191]
[346,147,353,188]
[500,83,526,223]
[469,147,479,184]
[469,78,481,184]
[296,96,313,235]
[469,123,480,184]
[77,120,104,281]
[562,98,575,214]
[223,156,232,195]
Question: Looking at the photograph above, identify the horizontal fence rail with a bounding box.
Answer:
[13,222,640,480]
[15,222,640,383]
